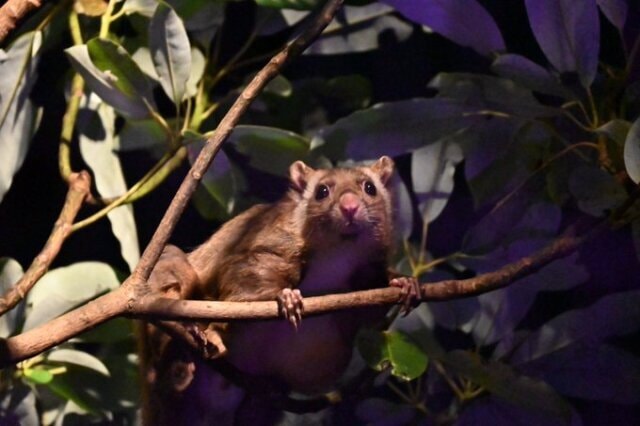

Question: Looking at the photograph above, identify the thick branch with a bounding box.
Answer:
[0,0,42,46]
[131,0,345,286]
[0,286,130,367]
[131,228,587,321]
[0,171,91,315]
[0,218,593,367]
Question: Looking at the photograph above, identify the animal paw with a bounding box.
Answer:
[187,323,227,359]
[277,288,304,329]
[390,276,422,315]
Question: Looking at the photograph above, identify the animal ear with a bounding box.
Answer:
[370,156,394,185]
[289,161,314,192]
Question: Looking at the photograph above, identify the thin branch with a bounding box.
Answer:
[130,0,345,286]
[0,0,42,46]
[0,286,130,367]
[125,227,587,324]
[0,171,91,316]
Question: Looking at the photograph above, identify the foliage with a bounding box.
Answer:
[0,0,639,424]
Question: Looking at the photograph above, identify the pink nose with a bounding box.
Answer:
[339,193,360,220]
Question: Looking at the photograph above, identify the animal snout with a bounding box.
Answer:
[339,192,360,220]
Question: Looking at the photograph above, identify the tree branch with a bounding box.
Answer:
[0,212,599,368]
[0,0,42,46]
[129,225,589,322]
[0,171,91,316]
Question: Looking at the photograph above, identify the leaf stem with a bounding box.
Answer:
[99,0,118,38]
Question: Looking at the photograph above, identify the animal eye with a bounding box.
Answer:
[315,184,330,200]
[364,181,377,196]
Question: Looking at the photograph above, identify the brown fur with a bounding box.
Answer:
[140,157,395,425]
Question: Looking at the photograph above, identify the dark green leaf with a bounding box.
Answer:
[445,350,572,421]
[357,329,428,381]
[355,398,417,425]
[491,54,573,98]
[312,98,473,161]
[597,119,631,146]
[231,125,310,176]
[76,318,134,343]
[256,0,320,11]
[429,73,560,118]
[497,290,640,364]
[186,132,239,218]
[65,39,156,119]
[525,343,640,404]
[569,166,626,216]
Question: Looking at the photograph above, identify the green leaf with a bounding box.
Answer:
[76,317,134,343]
[429,72,560,118]
[624,116,640,183]
[257,0,320,11]
[0,31,42,205]
[121,0,158,17]
[47,348,110,377]
[597,119,631,146]
[24,368,54,385]
[0,258,25,337]
[569,166,626,216]
[491,54,573,98]
[47,357,139,416]
[312,98,473,161]
[497,290,640,364]
[412,139,463,223]
[78,100,140,271]
[357,329,428,381]
[118,117,171,152]
[444,350,572,421]
[23,262,120,331]
[65,39,155,119]
[186,131,239,217]
[230,125,310,176]
[185,47,206,99]
[150,2,191,105]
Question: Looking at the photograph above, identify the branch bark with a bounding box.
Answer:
[129,226,589,322]
[0,222,591,367]
[0,171,91,315]
[0,0,42,46]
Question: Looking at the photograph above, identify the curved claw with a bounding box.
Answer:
[390,276,422,316]
[277,288,304,329]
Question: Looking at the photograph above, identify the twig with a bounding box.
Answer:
[0,171,91,316]
[0,0,42,46]
[130,0,345,286]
